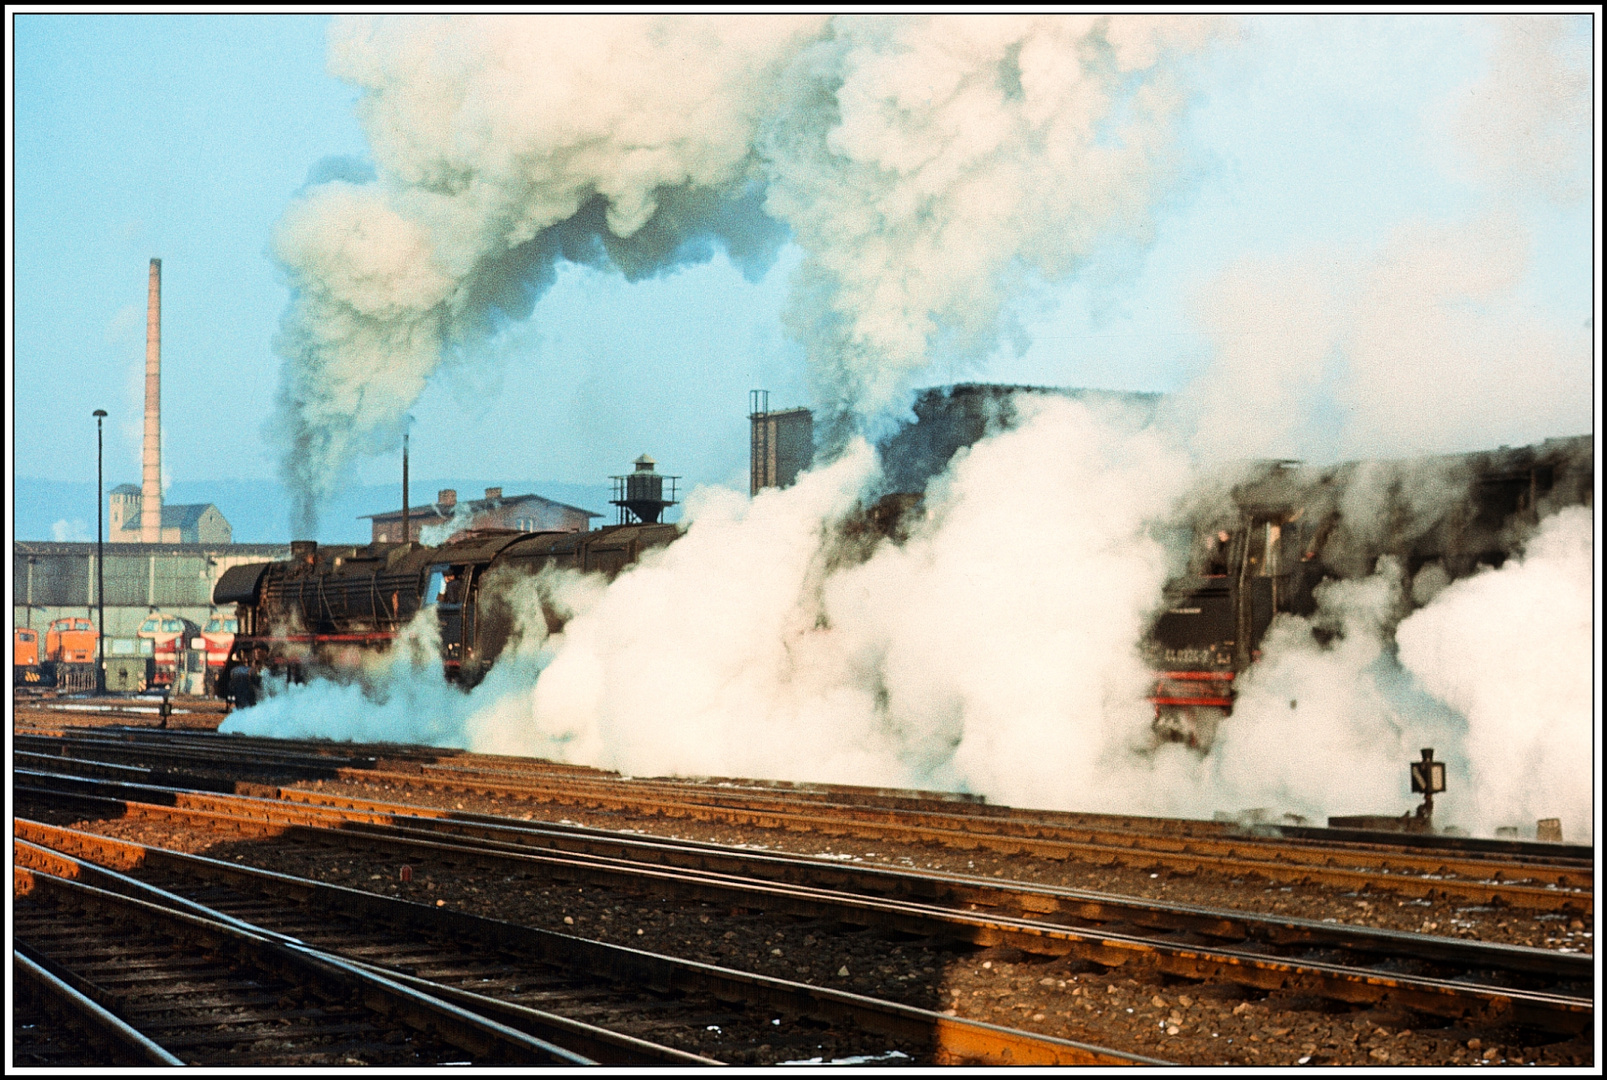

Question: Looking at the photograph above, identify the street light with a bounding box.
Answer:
[93,409,107,694]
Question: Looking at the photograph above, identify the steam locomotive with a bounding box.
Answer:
[1145,434,1594,747]
[215,427,1593,743]
[213,522,677,695]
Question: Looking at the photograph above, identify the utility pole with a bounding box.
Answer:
[401,425,410,543]
[93,408,108,694]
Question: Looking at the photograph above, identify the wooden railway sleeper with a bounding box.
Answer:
[21,731,1592,880]
[14,864,594,1065]
[296,765,1595,888]
[12,947,187,1067]
[13,828,1162,1067]
[266,767,1597,894]
[16,767,1593,912]
[16,817,1592,1038]
[321,806,1591,983]
[151,813,1605,1017]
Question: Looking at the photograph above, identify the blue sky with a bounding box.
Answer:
[9,14,1596,538]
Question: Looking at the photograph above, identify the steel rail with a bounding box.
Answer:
[13,838,701,1067]
[400,758,1595,862]
[335,769,1592,884]
[316,804,1595,982]
[16,805,1592,1036]
[13,948,188,1067]
[14,825,1160,1067]
[14,866,595,1065]
[17,767,1591,912]
[20,727,1594,865]
[23,807,1589,988]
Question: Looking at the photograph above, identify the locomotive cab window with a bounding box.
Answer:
[1255,521,1281,577]
[1196,530,1234,577]
[424,566,463,607]
[424,567,447,606]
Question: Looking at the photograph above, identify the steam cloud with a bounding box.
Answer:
[232,16,1595,842]
[270,14,1217,533]
[229,396,1594,840]
[232,398,1206,808]
[1395,507,1595,841]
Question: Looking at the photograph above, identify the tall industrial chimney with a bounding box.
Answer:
[141,258,163,543]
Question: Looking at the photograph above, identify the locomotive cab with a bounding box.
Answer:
[422,563,479,671]
[1147,504,1317,750]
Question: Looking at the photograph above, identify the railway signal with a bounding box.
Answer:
[1410,747,1446,825]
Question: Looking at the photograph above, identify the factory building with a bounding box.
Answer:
[362,487,599,543]
[749,391,815,495]
[108,484,232,544]
[13,540,288,638]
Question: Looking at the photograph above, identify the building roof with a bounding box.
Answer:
[110,483,142,495]
[362,491,599,522]
[122,503,226,531]
[15,540,286,556]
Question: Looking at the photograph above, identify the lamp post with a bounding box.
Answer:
[93,409,107,694]
[401,426,410,544]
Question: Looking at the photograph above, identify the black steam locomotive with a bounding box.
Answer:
[1145,435,1594,748]
[213,522,678,695]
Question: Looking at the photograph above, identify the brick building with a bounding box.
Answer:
[363,487,599,544]
[108,484,232,544]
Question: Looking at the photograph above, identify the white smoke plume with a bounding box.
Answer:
[417,499,476,546]
[1173,17,1590,469]
[1172,215,1593,467]
[1395,507,1596,842]
[228,15,1594,842]
[1115,504,1596,844]
[269,14,1218,533]
[229,397,1203,809]
[224,392,1595,840]
[1191,561,1464,827]
[51,519,90,542]
[1445,16,1591,203]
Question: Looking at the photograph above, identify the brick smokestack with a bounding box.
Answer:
[142,258,163,543]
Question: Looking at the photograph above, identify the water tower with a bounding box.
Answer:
[610,455,680,525]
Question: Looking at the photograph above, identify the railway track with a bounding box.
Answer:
[13,827,1155,1067]
[15,774,1592,1038]
[15,728,1594,912]
[14,865,586,1066]
[22,726,1592,860]
[14,721,1596,1067]
[13,950,185,1067]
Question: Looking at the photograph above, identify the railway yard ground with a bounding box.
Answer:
[11,695,1600,1069]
